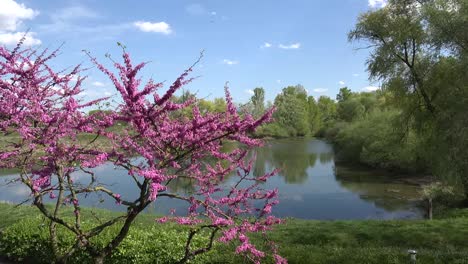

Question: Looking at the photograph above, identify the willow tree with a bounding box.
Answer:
[350,0,468,202]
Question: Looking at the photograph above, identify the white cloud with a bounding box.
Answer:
[368,0,388,8]
[276,80,282,84]
[339,81,346,86]
[222,59,238,65]
[211,11,217,16]
[261,42,272,48]
[133,21,172,34]
[0,0,38,32]
[104,91,112,96]
[0,32,41,46]
[313,88,328,93]
[278,43,301,49]
[245,89,255,95]
[91,81,105,87]
[363,86,380,91]
[353,73,360,77]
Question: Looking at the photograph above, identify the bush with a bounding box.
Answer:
[255,123,290,138]
[328,109,425,172]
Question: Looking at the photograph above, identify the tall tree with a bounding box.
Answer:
[349,0,437,115]
[317,96,337,124]
[307,96,321,135]
[250,87,266,118]
[274,85,309,137]
[336,87,352,103]
[350,0,468,202]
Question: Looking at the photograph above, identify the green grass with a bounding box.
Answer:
[1,202,468,263]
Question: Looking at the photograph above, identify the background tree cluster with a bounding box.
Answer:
[85,0,467,204]
[239,0,467,204]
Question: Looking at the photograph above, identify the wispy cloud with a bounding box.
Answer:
[353,73,360,77]
[363,86,380,91]
[0,32,41,46]
[50,5,99,23]
[276,80,282,84]
[339,81,346,86]
[245,89,255,95]
[261,42,272,48]
[313,88,328,93]
[185,3,207,16]
[0,0,38,31]
[134,21,172,34]
[36,5,132,42]
[279,43,301,49]
[38,5,102,34]
[222,59,239,65]
[368,0,388,8]
[91,81,106,87]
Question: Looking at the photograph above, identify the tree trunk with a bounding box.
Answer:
[428,198,433,220]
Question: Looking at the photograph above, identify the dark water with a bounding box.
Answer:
[0,138,424,220]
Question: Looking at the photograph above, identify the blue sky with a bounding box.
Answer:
[0,0,387,103]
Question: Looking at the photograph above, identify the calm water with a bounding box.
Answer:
[0,138,424,220]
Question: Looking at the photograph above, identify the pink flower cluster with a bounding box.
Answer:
[0,44,286,263]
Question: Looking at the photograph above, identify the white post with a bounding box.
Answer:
[408,249,417,263]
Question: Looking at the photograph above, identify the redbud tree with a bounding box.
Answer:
[0,41,286,264]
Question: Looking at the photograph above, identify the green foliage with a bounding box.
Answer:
[337,98,365,122]
[273,85,310,137]
[337,109,424,171]
[336,87,352,103]
[250,87,266,118]
[307,96,321,135]
[317,96,337,125]
[254,123,289,138]
[349,0,468,200]
[0,216,215,264]
[2,203,468,264]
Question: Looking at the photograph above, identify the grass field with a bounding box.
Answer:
[1,202,468,263]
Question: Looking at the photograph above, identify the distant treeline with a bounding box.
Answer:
[88,0,467,203]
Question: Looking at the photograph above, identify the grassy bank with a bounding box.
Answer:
[1,203,468,263]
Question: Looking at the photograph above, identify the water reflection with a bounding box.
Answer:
[334,165,422,212]
[267,139,322,184]
[0,139,424,220]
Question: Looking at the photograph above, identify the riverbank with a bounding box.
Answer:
[1,203,467,264]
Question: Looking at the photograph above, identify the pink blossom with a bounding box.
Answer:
[0,45,285,263]
[157,217,168,223]
[149,182,166,201]
[274,254,288,264]
[113,193,122,205]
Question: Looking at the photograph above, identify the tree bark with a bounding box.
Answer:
[428,198,433,220]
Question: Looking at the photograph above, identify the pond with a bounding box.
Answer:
[0,138,425,220]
